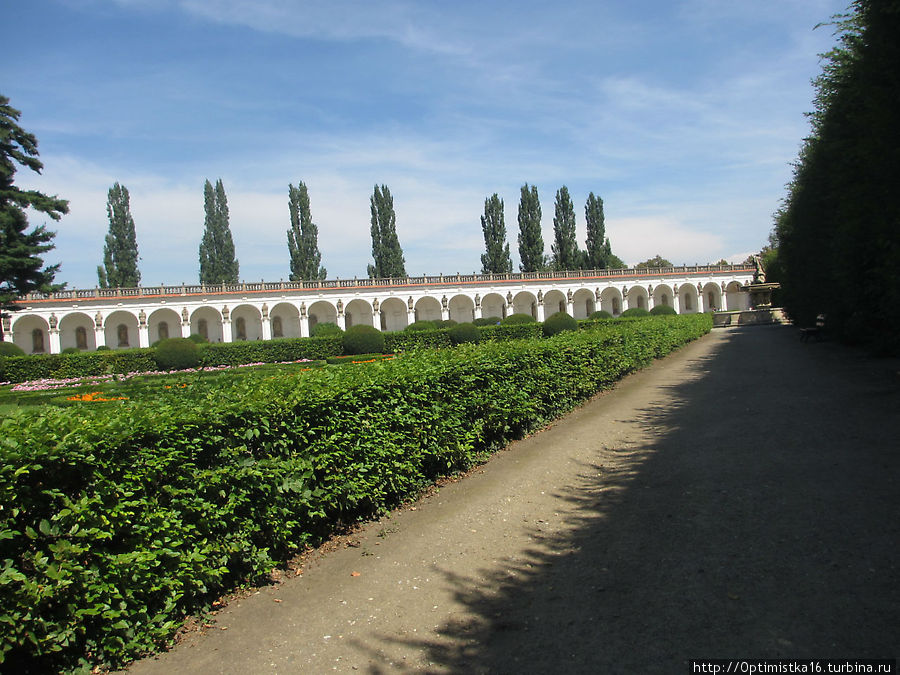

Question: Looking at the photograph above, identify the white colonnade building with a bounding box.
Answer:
[4,265,755,355]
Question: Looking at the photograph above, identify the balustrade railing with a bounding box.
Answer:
[19,264,755,302]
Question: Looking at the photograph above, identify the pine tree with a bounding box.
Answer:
[480,193,512,274]
[551,186,579,270]
[0,94,69,340]
[367,184,406,278]
[287,182,326,281]
[584,192,609,269]
[198,178,239,284]
[97,182,140,288]
[517,184,546,272]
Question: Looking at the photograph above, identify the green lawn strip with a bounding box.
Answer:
[0,315,710,672]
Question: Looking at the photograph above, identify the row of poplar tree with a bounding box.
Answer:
[96,181,624,287]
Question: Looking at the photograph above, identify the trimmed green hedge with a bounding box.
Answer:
[198,336,342,367]
[0,349,158,384]
[384,328,452,352]
[478,323,543,342]
[0,314,711,671]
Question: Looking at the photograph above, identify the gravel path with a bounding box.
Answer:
[126,325,899,674]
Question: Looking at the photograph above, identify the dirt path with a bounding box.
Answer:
[126,326,899,674]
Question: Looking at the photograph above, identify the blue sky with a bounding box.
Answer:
[7,0,846,288]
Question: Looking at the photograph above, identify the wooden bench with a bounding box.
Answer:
[800,314,826,342]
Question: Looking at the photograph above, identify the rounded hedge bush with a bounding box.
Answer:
[96,345,111,351]
[188,333,210,344]
[405,320,438,332]
[342,324,386,355]
[154,337,201,371]
[61,347,81,355]
[311,322,343,337]
[542,311,578,337]
[0,342,25,357]
[473,316,501,327]
[588,310,613,320]
[501,313,536,325]
[621,307,650,317]
[448,322,480,345]
[649,305,677,316]
[435,319,457,328]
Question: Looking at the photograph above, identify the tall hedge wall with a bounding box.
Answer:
[0,314,711,671]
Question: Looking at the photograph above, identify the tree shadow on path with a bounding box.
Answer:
[371,327,900,673]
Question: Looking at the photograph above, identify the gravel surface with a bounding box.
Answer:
[125,325,899,674]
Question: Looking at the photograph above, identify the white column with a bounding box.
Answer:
[94,328,106,349]
[566,300,575,316]
[473,305,483,321]
[49,330,61,354]
[407,309,416,325]
[138,325,150,348]
[336,314,346,330]
[647,289,655,310]
[535,303,545,322]
[441,307,450,321]
[261,318,272,341]
[222,320,233,343]
[180,320,190,338]
[300,317,310,338]
[372,312,382,331]
[673,291,681,314]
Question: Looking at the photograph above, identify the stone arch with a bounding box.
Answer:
[379,297,408,331]
[307,300,337,332]
[191,306,223,343]
[148,308,182,344]
[104,310,139,350]
[414,296,442,323]
[542,289,567,316]
[11,314,49,354]
[626,286,649,311]
[724,281,747,311]
[231,304,262,341]
[652,284,674,309]
[701,282,723,312]
[448,294,475,323]
[599,287,623,316]
[345,299,374,329]
[679,284,699,313]
[481,293,506,321]
[512,291,538,319]
[59,312,95,351]
[270,302,300,339]
[572,288,595,319]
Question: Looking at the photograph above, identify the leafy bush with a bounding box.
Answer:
[0,349,157,384]
[96,345,111,351]
[0,342,25,357]
[384,328,451,352]
[448,322,480,345]
[478,323,543,342]
[200,336,342,366]
[154,337,201,371]
[311,322,342,337]
[501,313,536,325]
[342,325,386,355]
[588,310,612,320]
[621,307,650,317]
[0,314,712,672]
[405,320,438,331]
[435,319,457,328]
[649,305,677,316]
[60,347,81,355]
[187,333,209,344]
[473,316,501,326]
[542,311,578,337]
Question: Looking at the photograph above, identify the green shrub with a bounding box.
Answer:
[96,345,111,351]
[188,333,210,344]
[342,325,386,355]
[60,347,81,354]
[621,307,650,317]
[384,328,451,352]
[405,320,438,331]
[200,336,342,367]
[501,313,536,325]
[473,316,501,326]
[649,305,677,316]
[154,337,201,371]
[0,314,712,672]
[478,323,543,342]
[311,322,343,337]
[448,322,480,345]
[0,342,25,357]
[436,319,457,328]
[588,310,612,320]
[542,311,578,337]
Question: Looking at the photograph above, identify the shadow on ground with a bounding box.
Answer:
[364,327,900,673]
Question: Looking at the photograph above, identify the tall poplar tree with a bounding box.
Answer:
[550,186,579,270]
[97,182,140,288]
[584,192,611,269]
[198,178,239,284]
[517,183,546,272]
[0,94,68,340]
[287,182,326,281]
[367,184,406,278]
[480,193,512,274]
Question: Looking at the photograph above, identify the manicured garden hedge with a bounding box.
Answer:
[0,349,157,384]
[0,314,710,671]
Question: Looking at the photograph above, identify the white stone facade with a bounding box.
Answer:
[2,266,755,355]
